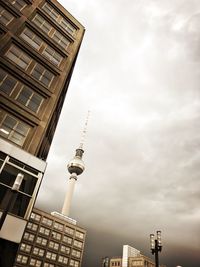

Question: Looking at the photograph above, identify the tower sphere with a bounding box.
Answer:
[67,149,85,175]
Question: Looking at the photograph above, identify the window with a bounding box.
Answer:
[36,236,48,246]
[32,13,70,51]
[72,249,81,258]
[132,261,142,266]
[30,212,41,222]
[70,259,79,267]
[7,0,27,11]
[42,46,63,66]
[23,232,35,242]
[42,3,59,21]
[63,235,72,244]
[30,258,42,267]
[16,86,44,113]
[60,18,76,36]
[41,2,76,36]
[32,14,52,34]
[46,252,57,261]
[53,222,64,231]
[27,222,38,231]
[0,114,30,146]
[0,6,14,26]
[16,254,28,264]
[58,256,68,265]
[20,243,32,253]
[75,231,84,239]
[52,31,70,50]
[5,45,31,70]
[20,28,43,50]
[39,226,50,236]
[48,241,59,251]
[60,245,70,254]
[33,247,45,257]
[42,217,53,226]
[65,226,74,235]
[51,231,61,240]
[44,263,55,267]
[31,63,55,87]
[73,240,83,249]
[0,69,18,95]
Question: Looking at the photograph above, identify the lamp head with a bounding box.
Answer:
[150,234,155,250]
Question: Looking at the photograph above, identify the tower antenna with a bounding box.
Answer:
[79,110,91,150]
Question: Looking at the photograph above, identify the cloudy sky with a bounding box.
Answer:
[36,0,200,266]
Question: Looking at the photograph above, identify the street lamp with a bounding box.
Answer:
[150,230,162,267]
[0,173,24,230]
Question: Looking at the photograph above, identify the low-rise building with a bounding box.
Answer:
[14,208,86,267]
[103,245,166,267]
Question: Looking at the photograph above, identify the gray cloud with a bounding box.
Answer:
[36,0,200,266]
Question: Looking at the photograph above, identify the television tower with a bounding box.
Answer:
[61,111,90,217]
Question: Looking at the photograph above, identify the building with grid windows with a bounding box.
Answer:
[0,0,85,160]
[14,208,86,267]
[0,0,85,266]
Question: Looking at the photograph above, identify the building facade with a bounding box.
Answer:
[0,0,85,160]
[0,0,85,266]
[14,208,86,267]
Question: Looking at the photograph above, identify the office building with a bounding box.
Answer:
[0,0,85,266]
[14,207,86,267]
[0,0,85,160]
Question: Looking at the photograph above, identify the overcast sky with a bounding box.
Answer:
[36,0,200,266]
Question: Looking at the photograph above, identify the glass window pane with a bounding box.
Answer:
[6,45,31,70]
[20,28,42,50]
[0,114,30,146]
[8,0,27,11]
[28,94,43,112]
[17,87,32,105]
[32,64,54,87]
[15,122,29,136]
[0,7,14,26]
[42,3,59,21]
[32,14,51,34]
[0,69,17,95]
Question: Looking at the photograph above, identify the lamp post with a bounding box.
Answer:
[150,230,162,267]
[0,173,24,230]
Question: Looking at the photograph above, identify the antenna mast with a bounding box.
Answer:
[79,110,90,150]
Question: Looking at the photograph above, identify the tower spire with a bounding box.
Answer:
[79,110,90,150]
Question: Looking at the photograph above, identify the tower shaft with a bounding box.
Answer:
[61,174,77,216]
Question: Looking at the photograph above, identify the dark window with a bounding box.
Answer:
[42,46,63,66]
[0,69,18,95]
[42,2,59,21]
[0,114,30,146]
[0,6,14,26]
[16,86,44,113]
[32,14,52,34]
[7,0,27,11]
[20,28,43,50]
[52,31,70,50]
[31,63,54,87]
[6,45,31,70]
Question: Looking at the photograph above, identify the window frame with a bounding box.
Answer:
[5,44,32,70]
[0,6,15,26]
[15,86,44,113]
[0,113,30,146]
